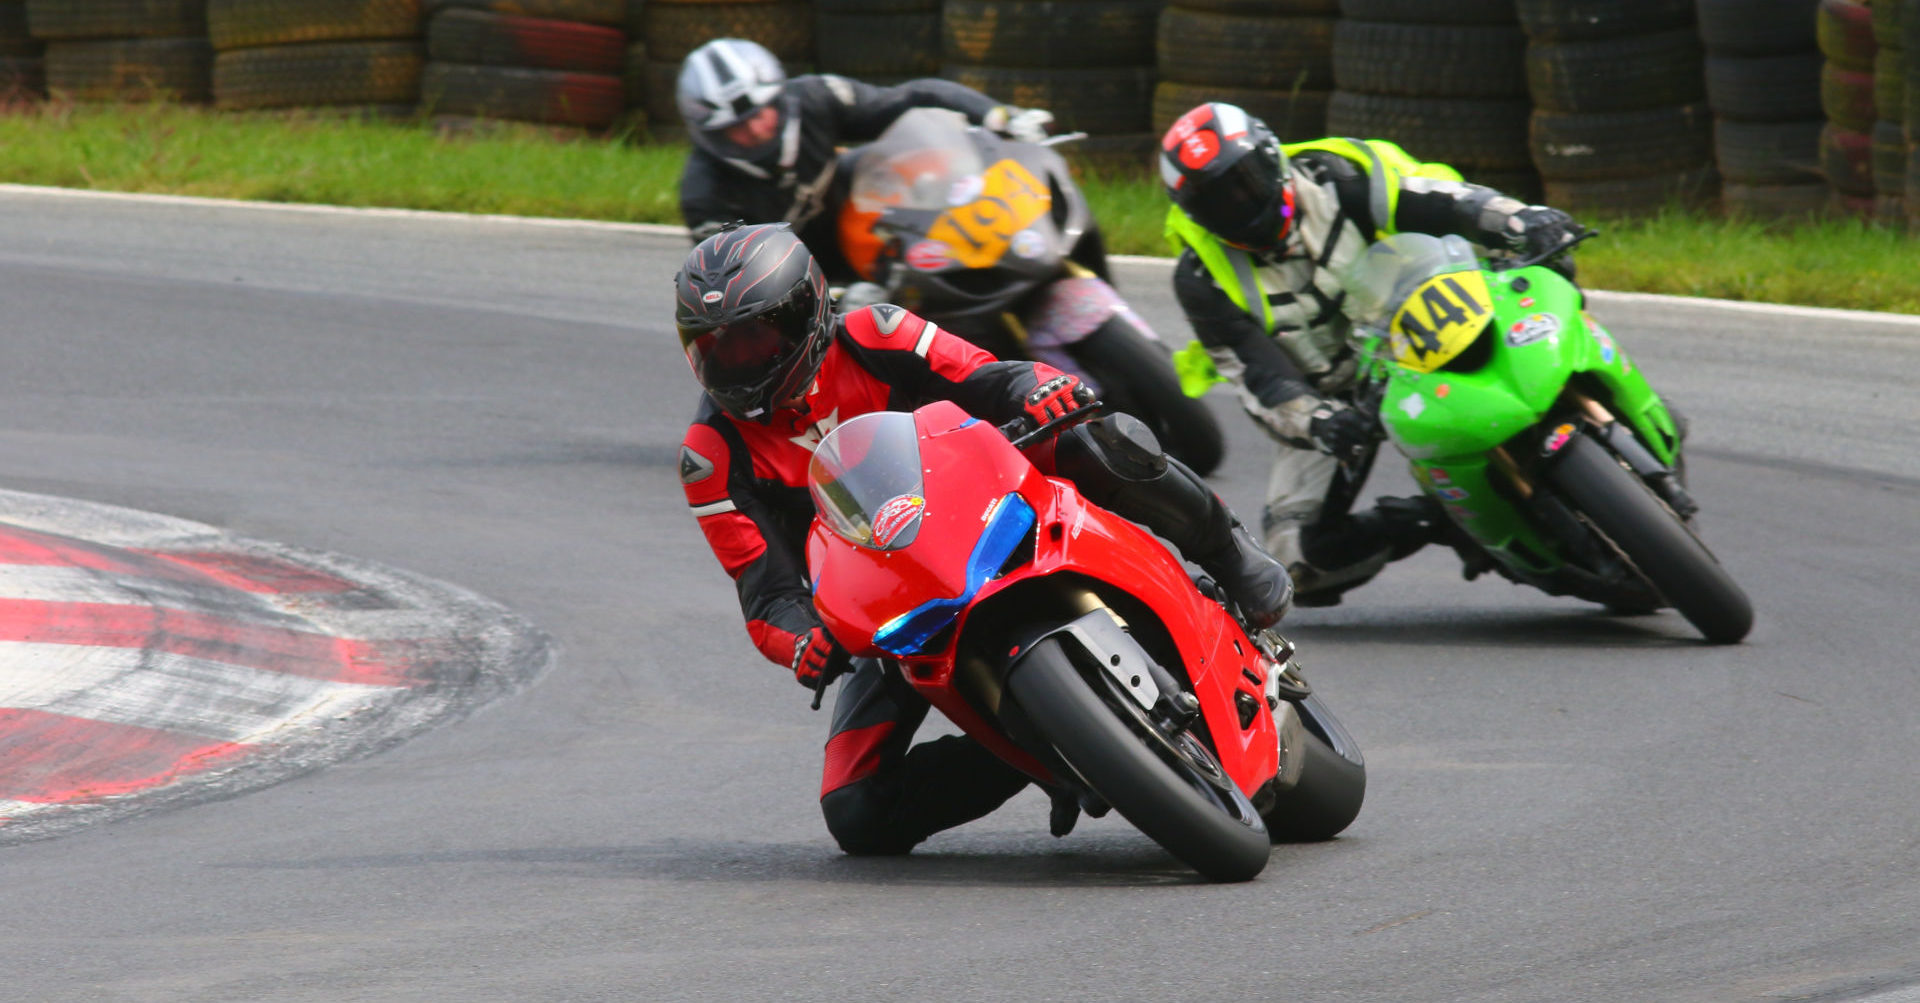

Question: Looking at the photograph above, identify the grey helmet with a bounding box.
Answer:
[676,38,789,166]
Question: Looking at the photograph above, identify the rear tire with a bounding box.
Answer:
[1069,317,1226,477]
[1262,693,1367,842]
[1007,638,1272,882]
[1549,434,1753,643]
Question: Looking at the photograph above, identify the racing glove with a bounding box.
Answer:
[1507,205,1582,259]
[985,105,1055,143]
[792,626,850,691]
[1308,401,1374,462]
[1023,373,1094,425]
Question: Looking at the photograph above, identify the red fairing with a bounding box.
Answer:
[806,402,1281,798]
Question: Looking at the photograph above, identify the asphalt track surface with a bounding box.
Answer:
[0,187,1915,1002]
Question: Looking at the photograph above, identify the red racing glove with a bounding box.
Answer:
[1023,374,1093,426]
[791,626,850,690]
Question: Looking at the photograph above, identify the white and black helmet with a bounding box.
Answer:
[676,38,789,163]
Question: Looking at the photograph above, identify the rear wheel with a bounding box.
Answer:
[1262,693,1367,842]
[1007,638,1271,882]
[1549,433,1753,643]
[1069,317,1226,477]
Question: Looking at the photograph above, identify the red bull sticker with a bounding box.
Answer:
[1429,467,1453,486]
[1436,486,1471,501]
[871,494,926,549]
[905,240,951,272]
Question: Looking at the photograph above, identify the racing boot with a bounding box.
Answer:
[1293,495,1450,607]
[1056,415,1293,629]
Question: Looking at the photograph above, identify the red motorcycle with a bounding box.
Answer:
[804,402,1367,882]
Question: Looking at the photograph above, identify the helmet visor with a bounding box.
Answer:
[679,286,817,400]
[1183,148,1293,250]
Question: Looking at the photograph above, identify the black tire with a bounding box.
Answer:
[1069,318,1226,478]
[1513,0,1693,41]
[1006,638,1272,882]
[1338,0,1516,23]
[1153,80,1330,142]
[1530,103,1712,181]
[942,0,1161,70]
[0,3,41,58]
[1714,117,1824,185]
[1816,0,1875,71]
[1875,49,1903,124]
[1704,52,1824,123]
[1524,28,1705,114]
[941,63,1152,134]
[1543,165,1719,216]
[46,36,211,102]
[1721,180,1832,220]
[214,41,422,110]
[1155,8,1336,91]
[207,0,423,52]
[428,9,627,74]
[815,11,938,77]
[1332,20,1527,99]
[1821,121,1874,196]
[1821,62,1876,132]
[420,61,622,126]
[1872,118,1905,195]
[644,1,813,63]
[1328,91,1534,170]
[425,0,624,27]
[1547,433,1751,643]
[1262,693,1366,842]
[1696,0,1819,56]
[25,0,204,41]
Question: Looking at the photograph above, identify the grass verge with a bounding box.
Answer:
[3,103,1916,316]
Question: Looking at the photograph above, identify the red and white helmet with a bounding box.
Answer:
[1159,102,1297,252]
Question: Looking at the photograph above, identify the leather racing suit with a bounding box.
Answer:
[679,303,1284,854]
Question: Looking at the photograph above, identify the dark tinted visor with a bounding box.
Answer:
[1183,146,1288,248]
[679,291,813,394]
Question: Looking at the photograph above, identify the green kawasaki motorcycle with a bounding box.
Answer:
[1339,232,1752,643]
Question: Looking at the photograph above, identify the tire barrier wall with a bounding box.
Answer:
[1328,0,1537,201]
[207,0,424,116]
[1701,0,1825,220]
[28,0,210,103]
[0,0,44,101]
[641,0,813,142]
[1519,0,1717,217]
[1815,0,1879,218]
[944,0,1164,177]
[422,1,629,133]
[1156,0,1334,156]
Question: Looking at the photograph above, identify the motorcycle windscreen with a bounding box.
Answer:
[807,411,927,551]
[1340,233,1492,373]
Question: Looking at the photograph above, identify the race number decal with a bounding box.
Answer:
[924,158,1052,270]
[1388,271,1494,373]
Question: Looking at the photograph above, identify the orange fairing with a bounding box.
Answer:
[839,200,886,282]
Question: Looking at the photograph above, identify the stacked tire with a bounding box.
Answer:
[1907,0,1920,228]
[207,1,422,116]
[0,1,43,102]
[1870,0,1903,224]
[1155,0,1333,147]
[1520,0,1716,216]
[1699,0,1825,220]
[27,0,210,103]
[421,0,627,133]
[814,0,938,88]
[641,0,813,141]
[1328,0,1535,199]
[944,0,1163,177]
[1814,0,1878,217]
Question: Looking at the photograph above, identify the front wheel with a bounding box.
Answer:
[1069,316,1226,477]
[1007,638,1272,882]
[1263,693,1367,843]
[1549,433,1753,643]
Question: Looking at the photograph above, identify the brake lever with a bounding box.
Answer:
[1004,403,1103,450]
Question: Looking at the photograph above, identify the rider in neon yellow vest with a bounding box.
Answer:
[1159,102,1583,606]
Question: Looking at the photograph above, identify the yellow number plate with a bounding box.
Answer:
[1388,270,1494,373]
[923,159,1051,270]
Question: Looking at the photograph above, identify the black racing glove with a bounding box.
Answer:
[1510,206,1582,259]
[791,626,850,691]
[1308,402,1374,463]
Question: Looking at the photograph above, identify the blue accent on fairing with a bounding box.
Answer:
[958,418,980,428]
[872,493,1036,656]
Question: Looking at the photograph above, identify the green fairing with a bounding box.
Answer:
[1367,262,1681,570]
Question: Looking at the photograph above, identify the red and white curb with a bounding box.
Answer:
[0,488,552,844]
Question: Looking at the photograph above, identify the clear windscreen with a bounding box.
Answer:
[1339,232,1482,327]
[849,108,985,214]
[807,411,926,550]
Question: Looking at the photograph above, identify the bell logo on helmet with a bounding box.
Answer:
[702,291,723,304]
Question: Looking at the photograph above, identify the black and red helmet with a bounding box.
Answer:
[1159,102,1296,252]
[674,224,833,423]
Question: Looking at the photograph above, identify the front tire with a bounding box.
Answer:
[1549,433,1753,643]
[1263,693,1367,842]
[1069,317,1227,477]
[1007,638,1272,882]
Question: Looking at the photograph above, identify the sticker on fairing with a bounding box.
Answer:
[1010,227,1046,259]
[1507,312,1561,347]
[1399,393,1427,419]
[1388,270,1494,373]
[1436,486,1471,501]
[870,494,926,550]
[905,240,952,271]
[1542,422,1576,456]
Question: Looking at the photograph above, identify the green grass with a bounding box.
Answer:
[3,103,1916,315]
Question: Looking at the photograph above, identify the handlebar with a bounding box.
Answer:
[997,400,1104,449]
[1496,227,1601,272]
